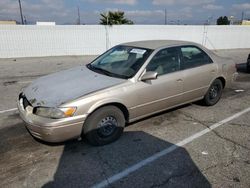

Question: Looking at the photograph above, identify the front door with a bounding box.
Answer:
[130,47,184,119]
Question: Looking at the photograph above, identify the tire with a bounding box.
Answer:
[83,106,125,146]
[203,79,223,106]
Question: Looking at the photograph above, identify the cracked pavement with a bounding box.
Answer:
[0,49,250,188]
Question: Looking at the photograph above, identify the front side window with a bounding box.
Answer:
[146,47,180,76]
[180,46,212,69]
[88,45,152,79]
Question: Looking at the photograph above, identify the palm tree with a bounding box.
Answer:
[100,11,133,25]
[217,16,230,25]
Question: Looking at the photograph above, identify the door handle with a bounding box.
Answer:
[176,79,183,82]
[211,70,216,73]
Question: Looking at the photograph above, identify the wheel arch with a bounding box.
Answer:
[87,100,129,123]
[216,76,226,88]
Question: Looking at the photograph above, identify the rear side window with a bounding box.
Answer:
[180,46,212,70]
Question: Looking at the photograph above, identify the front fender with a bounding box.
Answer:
[87,98,128,115]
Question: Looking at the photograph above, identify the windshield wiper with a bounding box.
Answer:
[87,64,128,79]
[87,64,111,76]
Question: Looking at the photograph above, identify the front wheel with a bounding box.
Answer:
[83,106,125,146]
[203,79,223,106]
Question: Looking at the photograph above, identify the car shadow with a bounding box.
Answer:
[42,131,211,188]
[127,104,191,126]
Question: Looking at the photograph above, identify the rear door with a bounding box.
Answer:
[180,46,217,102]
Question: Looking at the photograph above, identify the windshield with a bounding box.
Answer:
[87,45,153,79]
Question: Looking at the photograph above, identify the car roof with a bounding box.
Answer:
[122,40,198,50]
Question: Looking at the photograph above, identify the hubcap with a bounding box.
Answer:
[209,84,219,100]
[97,116,118,137]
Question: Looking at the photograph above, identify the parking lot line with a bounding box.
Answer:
[0,108,17,114]
[92,106,250,188]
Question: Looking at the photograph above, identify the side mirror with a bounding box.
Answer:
[141,71,158,81]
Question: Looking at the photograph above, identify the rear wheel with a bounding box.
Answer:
[83,106,125,146]
[203,79,223,106]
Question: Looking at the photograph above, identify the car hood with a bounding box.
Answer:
[23,65,125,107]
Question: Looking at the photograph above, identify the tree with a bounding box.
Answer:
[100,11,133,25]
[217,16,230,25]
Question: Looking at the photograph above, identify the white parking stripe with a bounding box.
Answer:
[0,108,18,114]
[92,107,250,188]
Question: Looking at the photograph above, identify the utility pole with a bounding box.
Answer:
[18,0,24,25]
[106,12,109,25]
[241,11,244,21]
[165,8,168,25]
[24,16,27,25]
[77,6,81,25]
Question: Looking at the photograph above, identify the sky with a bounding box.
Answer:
[0,0,250,25]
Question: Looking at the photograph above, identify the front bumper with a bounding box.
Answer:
[17,95,87,143]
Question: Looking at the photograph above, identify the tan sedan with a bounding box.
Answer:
[18,40,237,145]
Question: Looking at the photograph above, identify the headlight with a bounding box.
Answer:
[34,107,76,119]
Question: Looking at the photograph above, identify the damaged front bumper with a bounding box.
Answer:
[17,94,87,143]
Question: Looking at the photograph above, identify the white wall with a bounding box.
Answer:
[0,25,249,58]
